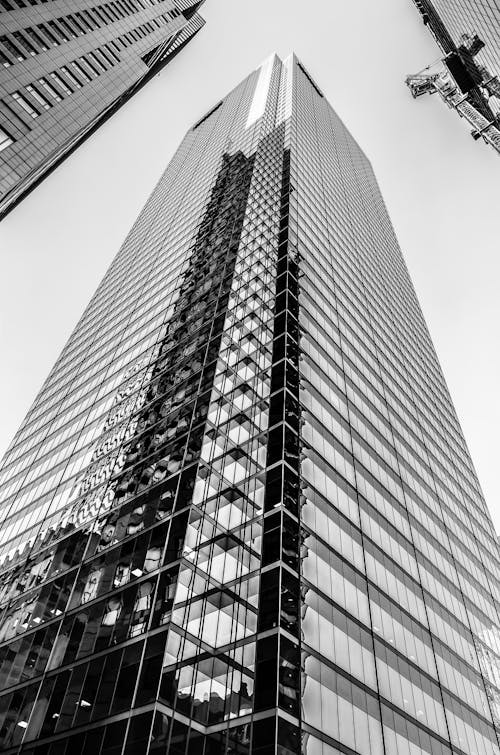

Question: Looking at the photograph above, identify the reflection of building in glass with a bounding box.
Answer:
[1,53,500,754]
[0,0,205,219]
[407,0,500,154]
[476,627,500,728]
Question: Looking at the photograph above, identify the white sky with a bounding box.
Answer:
[0,0,499,530]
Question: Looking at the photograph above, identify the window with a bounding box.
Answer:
[103,43,119,63]
[49,71,73,95]
[70,60,92,82]
[88,51,107,72]
[38,77,62,102]
[60,65,83,88]
[0,36,26,62]
[78,56,99,78]
[81,568,102,603]
[12,91,40,119]
[108,40,121,54]
[67,14,87,35]
[13,31,38,55]
[24,24,50,50]
[98,6,116,24]
[115,0,128,15]
[0,48,11,68]
[92,8,109,26]
[107,2,122,20]
[36,24,60,47]
[57,17,77,39]
[48,20,69,43]
[0,126,13,152]
[25,84,51,110]
[75,12,94,31]
[83,9,101,28]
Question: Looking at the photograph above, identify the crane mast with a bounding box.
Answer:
[407,0,500,155]
[406,67,500,154]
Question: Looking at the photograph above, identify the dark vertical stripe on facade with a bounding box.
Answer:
[252,148,302,754]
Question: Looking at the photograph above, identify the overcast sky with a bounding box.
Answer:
[0,0,499,530]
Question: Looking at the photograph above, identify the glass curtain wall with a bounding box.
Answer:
[0,53,499,755]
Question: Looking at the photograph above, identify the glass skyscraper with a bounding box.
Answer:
[0,0,205,219]
[0,53,500,755]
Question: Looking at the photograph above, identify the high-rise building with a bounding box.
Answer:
[0,0,205,220]
[0,53,500,755]
[406,0,500,154]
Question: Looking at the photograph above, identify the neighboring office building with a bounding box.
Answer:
[0,53,500,754]
[0,0,205,219]
[406,0,500,154]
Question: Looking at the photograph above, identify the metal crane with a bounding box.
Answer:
[407,0,500,155]
[406,64,500,155]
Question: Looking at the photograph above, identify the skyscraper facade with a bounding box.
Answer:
[0,53,499,755]
[0,0,205,219]
[407,0,500,153]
